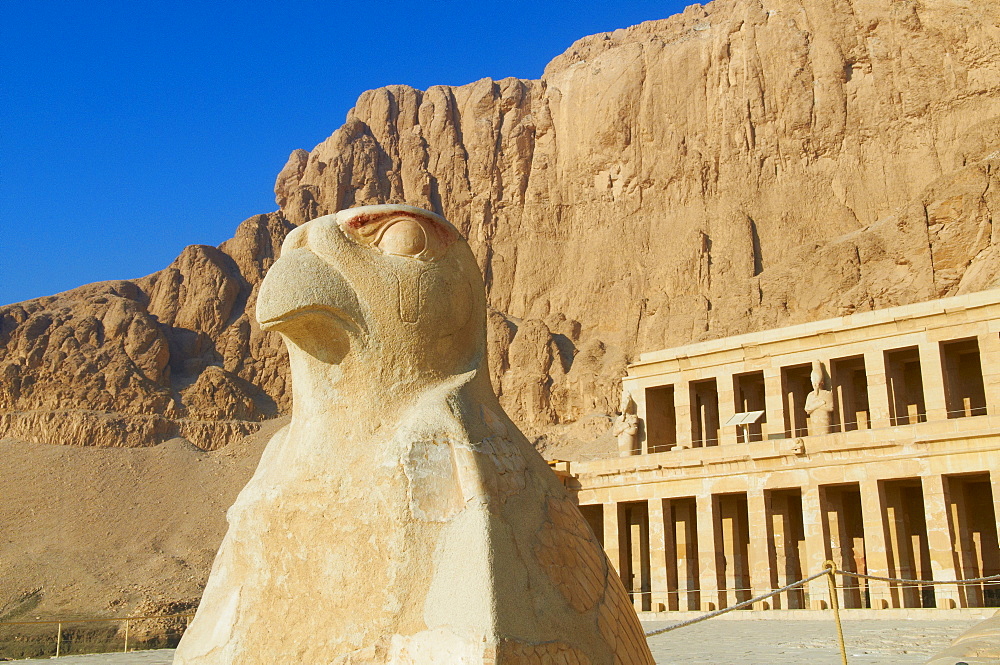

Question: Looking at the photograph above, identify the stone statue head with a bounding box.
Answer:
[619,389,635,416]
[810,360,825,391]
[256,204,488,412]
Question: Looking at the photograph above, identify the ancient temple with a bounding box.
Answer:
[560,289,1000,614]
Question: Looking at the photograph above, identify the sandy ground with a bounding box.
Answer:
[0,419,282,645]
[5,618,975,663]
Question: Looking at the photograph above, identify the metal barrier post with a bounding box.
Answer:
[0,613,196,660]
[825,561,848,665]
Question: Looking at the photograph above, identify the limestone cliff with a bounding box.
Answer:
[3,0,1000,450]
[0,213,292,449]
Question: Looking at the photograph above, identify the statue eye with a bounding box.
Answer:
[375,219,427,257]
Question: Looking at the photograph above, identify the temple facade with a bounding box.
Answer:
[562,289,1000,614]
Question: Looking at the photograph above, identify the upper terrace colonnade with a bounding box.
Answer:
[563,290,1000,615]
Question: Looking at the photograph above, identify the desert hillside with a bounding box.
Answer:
[3,0,1000,625]
[0,419,282,657]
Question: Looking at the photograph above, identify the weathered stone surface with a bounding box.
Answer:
[926,611,1000,664]
[3,0,1000,452]
[174,205,653,664]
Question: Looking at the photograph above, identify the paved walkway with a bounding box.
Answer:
[8,619,974,664]
[644,618,974,664]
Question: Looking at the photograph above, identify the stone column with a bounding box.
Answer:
[632,386,649,455]
[696,493,721,611]
[922,474,961,608]
[675,380,693,449]
[763,367,784,440]
[718,497,737,608]
[883,483,923,607]
[919,341,949,422]
[859,478,895,608]
[770,494,791,608]
[747,488,774,609]
[801,484,831,609]
[978,332,1000,416]
[717,372,738,445]
[648,498,669,612]
[603,501,625,583]
[824,493,849,608]
[674,499,698,611]
[628,505,650,611]
[863,350,892,429]
[992,476,1000,576]
[948,478,981,607]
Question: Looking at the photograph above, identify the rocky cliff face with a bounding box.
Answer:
[3,0,1000,450]
[0,213,293,449]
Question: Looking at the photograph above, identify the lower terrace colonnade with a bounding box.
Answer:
[578,473,1000,613]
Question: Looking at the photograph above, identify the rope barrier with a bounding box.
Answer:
[0,613,193,659]
[643,569,829,636]
[626,579,1000,598]
[633,570,1000,608]
[836,570,1000,585]
[825,561,848,665]
[643,562,1000,665]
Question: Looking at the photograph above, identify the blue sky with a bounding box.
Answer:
[1,1,691,306]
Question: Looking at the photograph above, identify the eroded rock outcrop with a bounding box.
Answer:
[0,213,293,448]
[3,0,1000,450]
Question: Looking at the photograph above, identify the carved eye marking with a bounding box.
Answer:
[376,219,427,258]
[337,207,458,261]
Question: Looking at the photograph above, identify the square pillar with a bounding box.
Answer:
[675,380,693,449]
[603,501,626,583]
[648,498,670,612]
[860,479,895,608]
[770,494,793,608]
[673,499,699,611]
[696,493,721,611]
[978,333,1000,415]
[948,478,982,607]
[747,489,774,608]
[763,368,784,440]
[863,350,892,429]
[824,493,851,609]
[632,387,649,454]
[627,505,650,611]
[801,485,832,609]
[992,476,1000,564]
[716,495,748,608]
[919,341,949,421]
[717,372,738,446]
[922,474,961,608]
